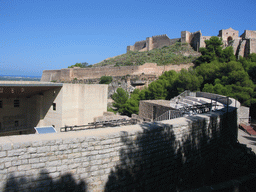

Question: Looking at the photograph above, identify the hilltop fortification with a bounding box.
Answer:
[128,28,256,57]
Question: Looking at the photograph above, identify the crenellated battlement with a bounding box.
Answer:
[128,28,256,57]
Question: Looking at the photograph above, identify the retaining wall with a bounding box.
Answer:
[0,106,238,191]
[41,63,194,82]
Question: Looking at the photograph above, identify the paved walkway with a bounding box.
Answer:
[238,128,256,153]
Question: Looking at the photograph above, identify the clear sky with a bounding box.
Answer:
[1,0,256,76]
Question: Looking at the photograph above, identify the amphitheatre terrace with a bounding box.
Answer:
[0,90,253,191]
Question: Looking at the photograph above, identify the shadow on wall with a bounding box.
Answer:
[104,110,256,191]
[4,170,87,192]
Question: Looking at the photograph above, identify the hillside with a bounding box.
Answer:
[93,42,200,67]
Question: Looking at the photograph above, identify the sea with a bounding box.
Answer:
[0,75,41,81]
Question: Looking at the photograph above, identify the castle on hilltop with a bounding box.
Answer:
[127,28,256,58]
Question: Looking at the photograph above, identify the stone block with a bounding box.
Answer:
[47,167,57,173]
[80,172,89,179]
[46,160,61,167]
[55,139,63,144]
[21,159,28,165]
[31,163,45,169]
[18,165,31,171]
[69,143,80,149]
[68,163,81,169]
[37,146,51,153]
[27,147,37,153]
[8,166,17,173]
[90,150,99,155]
[73,148,82,153]
[81,151,89,157]
[5,162,12,168]
[68,153,81,159]
[101,139,113,145]
[91,159,102,165]
[0,151,7,158]
[8,149,26,157]
[18,153,30,159]
[102,158,111,164]
[59,144,69,150]
[11,160,22,166]
[0,163,4,170]
[57,165,68,171]
[29,158,39,164]
[39,157,49,162]
[2,143,12,150]
[31,153,45,158]
[83,162,90,168]
[81,142,89,148]
[50,145,58,151]
[32,141,43,147]
[42,140,56,146]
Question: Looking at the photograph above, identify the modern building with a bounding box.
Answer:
[0,81,108,136]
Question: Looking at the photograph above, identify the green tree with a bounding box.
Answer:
[123,90,140,116]
[194,36,223,66]
[99,76,113,84]
[68,62,89,68]
[112,88,129,114]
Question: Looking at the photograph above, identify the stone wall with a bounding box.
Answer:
[139,100,172,120]
[127,34,180,53]
[134,40,147,51]
[152,34,173,49]
[0,106,238,191]
[41,63,194,83]
[191,31,202,51]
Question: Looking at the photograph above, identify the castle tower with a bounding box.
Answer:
[218,27,239,46]
[146,37,153,51]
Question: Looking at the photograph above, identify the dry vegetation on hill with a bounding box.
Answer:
[94,42,200,67]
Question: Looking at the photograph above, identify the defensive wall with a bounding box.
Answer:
[129,28,256,58]
[0,93,245,191]
[41,63,193,83]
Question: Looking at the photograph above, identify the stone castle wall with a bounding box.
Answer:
[130,28,256,58]
[0,104,238,191]
[127,34,180,53]
[41,63,194,82]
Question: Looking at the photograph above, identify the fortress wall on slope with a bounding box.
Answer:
[40,70,61,82]
[0,103,238,191]
[152,34,172,49]
[41,63,194,82]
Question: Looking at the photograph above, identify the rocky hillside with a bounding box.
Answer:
[93,42,200,67]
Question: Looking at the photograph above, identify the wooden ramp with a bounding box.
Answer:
[240,123,256,136]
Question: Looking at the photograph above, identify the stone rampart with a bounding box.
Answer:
[40,70,61,82]
[134,40,147,51]
[0,103,238,191]
[41,63,194,82]
[152,34,173,49]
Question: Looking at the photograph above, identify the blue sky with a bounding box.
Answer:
[1,0,256,76]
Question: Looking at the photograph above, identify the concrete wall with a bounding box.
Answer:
[0,84,108,135]
[61,84,108,129]
[41,63,194,83]
[0,106,237,191]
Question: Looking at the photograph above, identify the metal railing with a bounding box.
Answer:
[60,118,138,132]
[154,110,183,122]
